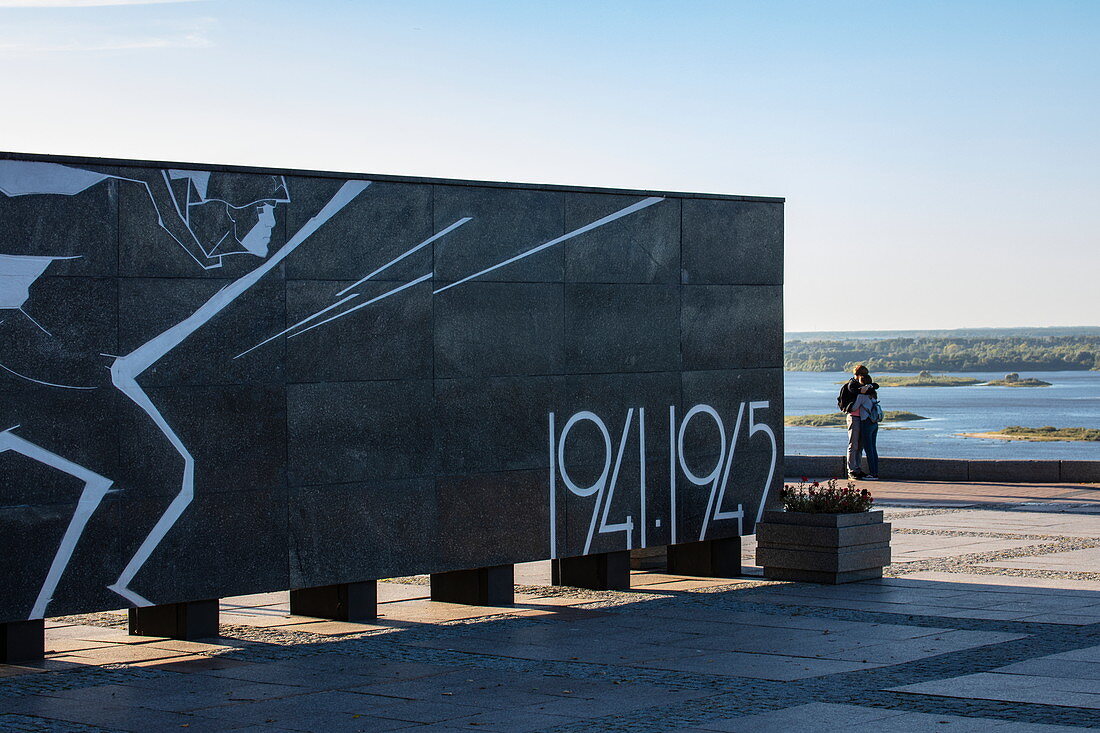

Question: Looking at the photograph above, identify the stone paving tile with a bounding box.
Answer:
[634,648,879,680]
[416,707,582,731]
[35,678,308,712]
[982,546,1100,571]
[889,509,1100,537]
[686,702,913,731]
[871,481,1100,507]
[689,702,1091,732]
[872,575,1100,594]
[186,689,438,726]
[891,535,1042,562]
[891,672,1100,710]
[51,645,193,665]
[823,630,1026,664]
[2,695,233,732]
[997,657,1100,680]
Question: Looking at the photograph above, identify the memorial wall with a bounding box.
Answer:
[0,152,783,623]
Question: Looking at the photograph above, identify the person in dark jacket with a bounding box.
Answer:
[838,364,878,479]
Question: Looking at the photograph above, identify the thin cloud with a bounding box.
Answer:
[0,16,216,53]
[0,1,207,6]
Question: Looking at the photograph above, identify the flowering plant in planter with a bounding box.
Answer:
[779,478,874,514]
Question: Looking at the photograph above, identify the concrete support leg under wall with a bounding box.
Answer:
[666,537,742,578]
[552,551,631,590]
[0,619,45,663]
[430,565,514,606]
[290,582,377,622]
[128,599,219,639]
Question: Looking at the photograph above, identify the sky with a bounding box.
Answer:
[1,0,1097,332]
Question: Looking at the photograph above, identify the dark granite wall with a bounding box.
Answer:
[0,153,783,622]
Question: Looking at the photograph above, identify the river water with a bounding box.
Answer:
[784,371,1100,459]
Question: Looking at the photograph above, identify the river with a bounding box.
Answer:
[784,371,1100,459]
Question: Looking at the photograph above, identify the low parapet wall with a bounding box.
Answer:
[785,456,1100,484]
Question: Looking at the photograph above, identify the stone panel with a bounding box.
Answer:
[564,283,679,374]
[117,487,288,606]
[118,167,289,279]
[285,278,432,383]
[435,375,554,475]
[0,276,117,390]
[0,388,121,505]
[682,285,783,371]
[0,493,122,621]
[434,281,564,378]
[284,179,432,282]
[118,276,285,387]
[116,384,287,498]
[289,479,440,587]
[433,185,565,284]
[287,380,435,487]
[563,193,680,283]
[682,199,783,284]
[679,368,784,536]
[437,470,550,571]
[0,169,116,276]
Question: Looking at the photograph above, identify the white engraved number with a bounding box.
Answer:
[749,401,778,525]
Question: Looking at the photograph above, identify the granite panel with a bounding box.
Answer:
[682,285,783,371]
[681,199,783,284]
[435,376,553,475]
[118,167,289,279]
[563,193,680,283]
[118,487,288,606]
[679,368,784,536]
[549,373,680,557]
[0,388,121,505]
[287,380,435,486]
[434,281,564,378]
[0,276,117,390]
[554,459,674,560]
[118,276,285,386]
[437,470,550,571]
[283,178,432,282]
[289,479,440,587]
[285,278,432,383]
[564,284,679,374]
[0,492,122,621]
[0,167,116,276]
[433,185,564,284]
[116,384,286,498]
[551,372,680,468]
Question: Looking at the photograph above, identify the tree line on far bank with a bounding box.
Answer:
[784,336,1100,373]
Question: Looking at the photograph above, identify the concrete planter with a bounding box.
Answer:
[755,510,891,584]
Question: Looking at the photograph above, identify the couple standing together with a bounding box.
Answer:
[838,364,881,480]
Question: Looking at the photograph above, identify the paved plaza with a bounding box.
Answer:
[1,480,1099,732]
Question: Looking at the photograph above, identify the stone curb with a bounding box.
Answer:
[783,455,1100,483]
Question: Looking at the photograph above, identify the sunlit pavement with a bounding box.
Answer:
[2,480,1099,732]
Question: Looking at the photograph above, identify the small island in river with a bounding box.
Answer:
[959,426,1100,442]
[982,372,1052,387]
[836,371,982,387]
[786,411,929,428]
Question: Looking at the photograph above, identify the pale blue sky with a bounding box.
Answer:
[2,0,1097,331]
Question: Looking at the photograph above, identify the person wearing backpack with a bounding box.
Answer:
[837,364,878,479]
[852,374,882,480]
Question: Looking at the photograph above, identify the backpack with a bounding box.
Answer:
[868,399,884,423]
[836,384,851,413]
